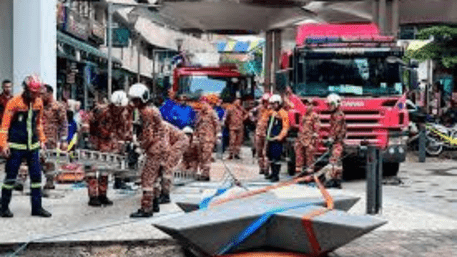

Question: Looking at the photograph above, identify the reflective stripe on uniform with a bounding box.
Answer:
[8,142,40,150]
[30,142,40,150]
[2,184,15,190]
[30,182,42,189]
[9,142,27,150]
[27,104,33,150]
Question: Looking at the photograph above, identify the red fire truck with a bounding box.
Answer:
[172,64,258,109]
[282,23,413,177]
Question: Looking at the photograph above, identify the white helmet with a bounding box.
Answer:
[183,126,193,134]
[327,93,342,108]
[269,94,282,104]
[111,90,128,107]
[128,83,150,103]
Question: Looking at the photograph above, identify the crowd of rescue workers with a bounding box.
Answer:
[0,75,346,218]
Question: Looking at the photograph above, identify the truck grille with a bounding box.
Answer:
[319,110,383,146]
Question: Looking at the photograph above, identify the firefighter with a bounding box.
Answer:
[0,80,13,124]
[128,83,169,218]
[41,84,68,192]
[195,96,220,181]
[84,91,130,207]
[294,99,320,175]
[226,97,248,159]
[323,93,347,188]
[179,127,199,175]
[265,94,289,182]
[156,122,189,204]
[253,93,272,175]
[0,75,51,218]
[109,91,134,190]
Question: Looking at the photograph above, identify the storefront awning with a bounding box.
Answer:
[406,40,431,52]
[57,31,122,66]
[216,39,264,53]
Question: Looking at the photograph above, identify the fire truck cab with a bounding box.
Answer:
[282,23,413,178]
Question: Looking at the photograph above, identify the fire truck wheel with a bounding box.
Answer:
[382,162,400,177]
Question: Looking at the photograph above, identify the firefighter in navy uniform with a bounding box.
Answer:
[265,94,289,182]
[0,75,51,218]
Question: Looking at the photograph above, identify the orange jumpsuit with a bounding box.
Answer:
[195,103,220,179]
[226,104,248,157]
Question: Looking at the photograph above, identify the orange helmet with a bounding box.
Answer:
[24,74,43,93]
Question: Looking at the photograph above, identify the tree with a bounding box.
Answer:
[405,26,457,68]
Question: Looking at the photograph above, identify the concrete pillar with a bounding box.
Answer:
[391,0,400,38]
[13,0,57,96]
[378,0,387,35]
[0,0,13,85]
[371,0,378,26]
[264,31,273,93]
[272,30,282,91]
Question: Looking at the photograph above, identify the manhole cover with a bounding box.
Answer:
[433,195,445,198]
[446,188,457,192]
[415,190,426,193]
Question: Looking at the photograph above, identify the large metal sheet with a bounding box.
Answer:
[153,197,385,256]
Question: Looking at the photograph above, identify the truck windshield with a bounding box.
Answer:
[294,56,403,97]
[178,75,247,101]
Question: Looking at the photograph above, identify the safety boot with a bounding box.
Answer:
[269,164,281,182]
[153,198,160,213]
[88,197,102,207]
[1,208,13,218]
[130,209,153,218]
[32,208,52,218]
[99,196,113,206]
[159,193,171,204]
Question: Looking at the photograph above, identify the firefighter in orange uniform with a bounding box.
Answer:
[252,94,272,175]
[324,94,347,188]
[41,84,68,191]
[0,75,51,218]
[179,127,199,175]
[195,96,220,181]
[265,94,289,182]
[226,97,248,159]
[128,83,169,218]
[294,99,320,175]
[156,121,189,204]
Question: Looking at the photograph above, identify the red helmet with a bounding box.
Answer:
[24,74,43,93]
[199,96,209,103]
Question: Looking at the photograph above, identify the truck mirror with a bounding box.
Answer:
[275,71,289,93]
[409,59,419,68]
[386,56,406,66]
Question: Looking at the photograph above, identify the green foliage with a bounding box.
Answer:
[416,26,457,40]
[407,26,457,68]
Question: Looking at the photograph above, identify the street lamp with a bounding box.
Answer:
[107,1,160,98]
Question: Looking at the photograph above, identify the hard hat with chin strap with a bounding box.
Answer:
[183,126,193,134]
[111,90,128,107]
[128,83,150,103]
[269,94,282,104]
[327,93,342,108]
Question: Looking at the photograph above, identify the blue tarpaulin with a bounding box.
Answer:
[160,99,197,129]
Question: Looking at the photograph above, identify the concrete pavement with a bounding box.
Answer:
[0,147,456,256]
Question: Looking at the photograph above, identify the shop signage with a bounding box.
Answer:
[90,20,105,44]
[112,27,130,48]
[65,9,90,41]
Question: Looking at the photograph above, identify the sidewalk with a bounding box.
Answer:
[0,147,456,256]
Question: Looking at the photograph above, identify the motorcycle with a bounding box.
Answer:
[423,122,457,156]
